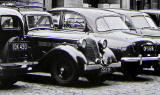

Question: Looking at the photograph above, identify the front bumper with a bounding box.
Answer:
[84,64,103,71]
[121,56,160,65]
[0,62,38,79]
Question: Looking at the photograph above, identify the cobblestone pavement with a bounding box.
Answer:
[0,71,160,95]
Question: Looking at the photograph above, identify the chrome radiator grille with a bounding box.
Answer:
[83,38,100,62]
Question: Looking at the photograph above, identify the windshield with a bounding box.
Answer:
[96,16,129,32]
[27,15,54,29]
[131,16,158,29]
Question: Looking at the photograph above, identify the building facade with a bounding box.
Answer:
[0,0,160,10]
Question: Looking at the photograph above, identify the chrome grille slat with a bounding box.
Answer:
[84,38,100,62]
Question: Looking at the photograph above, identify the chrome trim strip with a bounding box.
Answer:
[121,56,160,62]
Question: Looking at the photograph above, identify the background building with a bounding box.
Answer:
[0,0,160,10]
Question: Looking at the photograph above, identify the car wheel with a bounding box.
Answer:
[50,56,79,85]
[0,79,17,88]
[121,62,138,80]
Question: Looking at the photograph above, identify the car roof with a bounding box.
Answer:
[0,7,23,20]
[50,7,119,18]
[49,8,121,32]
[104,8,148,17]
[20,11,52,16]
[140,10,160,14]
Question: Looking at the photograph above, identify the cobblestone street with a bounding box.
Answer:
[0,71,160,95]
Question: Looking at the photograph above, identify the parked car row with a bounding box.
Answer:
[0,7,160,87]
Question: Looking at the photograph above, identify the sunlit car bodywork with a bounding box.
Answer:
[104,8,160,74]
[49,8,160,78]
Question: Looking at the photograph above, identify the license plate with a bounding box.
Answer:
[101,67,112,73]
[143,45,154,52]
[11,42,28,51]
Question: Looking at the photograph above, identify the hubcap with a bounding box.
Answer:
[56,63,73,80]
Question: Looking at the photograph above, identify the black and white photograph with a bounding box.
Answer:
[0,0,160,95]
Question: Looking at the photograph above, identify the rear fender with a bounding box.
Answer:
[38,45,87,72]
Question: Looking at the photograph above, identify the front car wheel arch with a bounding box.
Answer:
[38,48,86,74]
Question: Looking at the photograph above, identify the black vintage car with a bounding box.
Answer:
[103,9,160,72]
[140,10,160,27]
[0,8,35,87]
[49,8,160,79]
[19,11,117,85]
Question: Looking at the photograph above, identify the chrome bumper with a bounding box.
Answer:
[84,64,103,71]
[121,56,160,64]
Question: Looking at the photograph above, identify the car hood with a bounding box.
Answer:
[93,30,155,48]
[27,30,95,41]
[138,29,160,37]
[135,29,160,44]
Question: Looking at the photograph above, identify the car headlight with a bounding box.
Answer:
[98,39,107,49]
[77,39,87,48]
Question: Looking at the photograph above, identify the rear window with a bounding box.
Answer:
[1,16,21,30]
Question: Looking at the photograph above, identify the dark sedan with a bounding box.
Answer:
[49,8,160,79]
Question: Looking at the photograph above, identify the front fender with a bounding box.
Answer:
[52,45,87,64]
[38,45,87,72]
[103,47,117,65]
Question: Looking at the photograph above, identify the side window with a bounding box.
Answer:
[63,12,85,30]
[1,16,21,30]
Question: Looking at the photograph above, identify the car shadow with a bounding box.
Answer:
[0,84,27,90]
[103,73,153,82]
[20,73,110,88]
[141,70,160,76]
[19,72,153,88]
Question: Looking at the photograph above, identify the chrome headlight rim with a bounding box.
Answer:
[98,39,108,49]
[77,39,87,49]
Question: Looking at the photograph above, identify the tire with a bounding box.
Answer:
[50,55,79,85]
[0,79,17,88]
[121,62,138,80]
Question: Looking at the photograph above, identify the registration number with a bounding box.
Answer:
[11,42,28,51]
[143,45,154,52]
[101,67,112,73]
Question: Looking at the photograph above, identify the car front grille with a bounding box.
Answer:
[83,38,101,62]
[134,42,158,57]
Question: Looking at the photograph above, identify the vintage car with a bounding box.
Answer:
[140,10,160,27]
[49,8,160,79]
[19,11,117,85]
[103,9,160,72]
[0,8,35,87]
